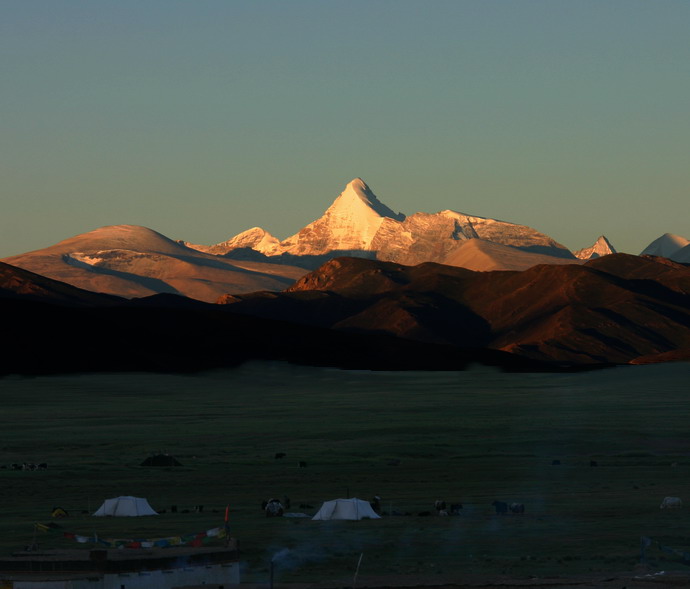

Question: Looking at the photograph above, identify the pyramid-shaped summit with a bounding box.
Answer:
[574,236,617,260]
[334,178,406,222]
[278,178,406,256]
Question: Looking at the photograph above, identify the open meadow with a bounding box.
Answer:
[1,361,690,584]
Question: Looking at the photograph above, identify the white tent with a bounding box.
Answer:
[312,498,381,521]
[93,496,158,517]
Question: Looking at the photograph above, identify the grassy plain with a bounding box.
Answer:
[1,361,690,583]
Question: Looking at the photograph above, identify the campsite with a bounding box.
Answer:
[2,361,690,585]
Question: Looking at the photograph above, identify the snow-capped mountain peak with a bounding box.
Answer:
[278,178,405,256]
[331,178,406,222]
[186,178,575,267]
[640,233,690,258]
[574,236,617,260]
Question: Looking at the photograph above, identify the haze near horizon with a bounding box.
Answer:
[1,1,688,258]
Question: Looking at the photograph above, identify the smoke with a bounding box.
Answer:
[272,547,292,563]
[258,522,378,577]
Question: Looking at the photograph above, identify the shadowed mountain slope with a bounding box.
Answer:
[0,261,552,375]
[0,261,123,305]
[220,254,690,365]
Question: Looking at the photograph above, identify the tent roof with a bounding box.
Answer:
[312,498,381,521]
[93,496,158,517]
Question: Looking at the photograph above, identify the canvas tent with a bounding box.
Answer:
[93,496,158,517]
[312,498,381,521]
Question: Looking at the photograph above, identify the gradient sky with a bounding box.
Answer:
[1,1,689,257]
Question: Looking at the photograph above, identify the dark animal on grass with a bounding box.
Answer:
[434,500,446,513]
[590,460,598,467]
[11,464,21,471]
[450,503,463,515]
[298,461,307,468]
[265,498,284,517]
[552,459,561,465]
[509,503,525,514]
[274,452,286,459]
[492,500,508,514]
[37,463,48,470]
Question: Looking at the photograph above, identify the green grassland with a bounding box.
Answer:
[1,361,690,583]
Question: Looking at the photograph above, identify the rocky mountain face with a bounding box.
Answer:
[220,254,690,366]
[191,178,577,270]
[574,236,617,260]
[1,225,306,302]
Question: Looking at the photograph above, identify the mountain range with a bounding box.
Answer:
[218,254,690,366]
[1,225,305,302]
[1,250,688,374]
[3,178,684,302]
[0,261,552,375]
[184,178,580,267]
[1,177,687,374]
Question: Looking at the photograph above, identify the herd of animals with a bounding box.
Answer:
[260,496,685,517]
[1,462,48,471]
[259,497,526,517]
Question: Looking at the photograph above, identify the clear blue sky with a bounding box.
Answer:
[1,0,688,257]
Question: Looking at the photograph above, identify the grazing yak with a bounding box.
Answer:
[509,502,525,514]
[660,496,682,509]
[264,498,284,517]
[492,500,508,514]
[434,500,446,513]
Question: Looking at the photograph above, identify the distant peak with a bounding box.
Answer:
[346,177,369,192]
[640,233,689,257]
[596,235,615,248]
[574,235,616,260]
[334,179,405,222]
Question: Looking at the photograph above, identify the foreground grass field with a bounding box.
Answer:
[1,361,690,583]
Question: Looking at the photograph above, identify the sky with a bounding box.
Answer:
[1,0,689,257]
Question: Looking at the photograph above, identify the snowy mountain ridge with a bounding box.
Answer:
[192,178,577,267]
